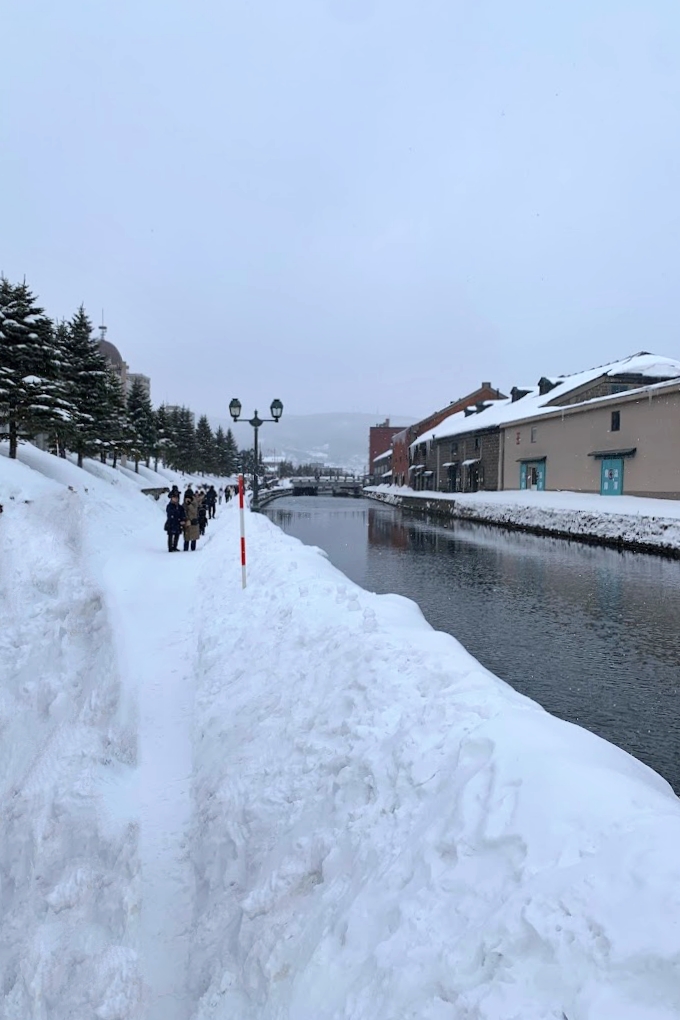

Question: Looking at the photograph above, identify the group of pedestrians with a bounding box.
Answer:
[164,483,224,552]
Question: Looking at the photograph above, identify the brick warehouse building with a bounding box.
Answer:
[390,382,506,486]
[368,419,403,480]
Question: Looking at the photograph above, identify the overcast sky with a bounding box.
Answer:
[3,0,680,421]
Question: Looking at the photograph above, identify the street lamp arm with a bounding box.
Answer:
[227,398,283,510]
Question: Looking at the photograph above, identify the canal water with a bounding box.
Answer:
[265,496,680,792]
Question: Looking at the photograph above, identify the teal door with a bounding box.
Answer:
[520,461,546,491]
[600,458,623,495]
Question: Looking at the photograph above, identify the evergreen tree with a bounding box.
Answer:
[173,406,196,473]
[213,425,227,476]
[225,428,239,475]
[126,377,156,472]
[100,367,131,466]
[165,405,182,471]
[0,277,72,458]
[239,445,263,476]
[63,305,110,467]
[213,425,239,477]
[154,404,171,471]
[195,414,214,473]
[51,321,73,456]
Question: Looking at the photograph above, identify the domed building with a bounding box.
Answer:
[97,325,151,399]
[98,335,128,391]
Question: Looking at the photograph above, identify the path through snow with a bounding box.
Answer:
[104,544,203,1019]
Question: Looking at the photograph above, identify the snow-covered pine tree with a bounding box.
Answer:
[213,425,227,475]
[195,414,214,474]
[126,377,156,472]
[225,427,239,475]
[154,404,170,471]
[64,306,110,467]
[51,321,73,457]
[163,405,182,471]
[100,367,131,466]
[175,407,197,474]
[0,277,73,458]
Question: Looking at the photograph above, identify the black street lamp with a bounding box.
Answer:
[229,398,283,509]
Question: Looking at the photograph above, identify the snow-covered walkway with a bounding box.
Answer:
[4,444,680,1020]
[103,546,197,1020]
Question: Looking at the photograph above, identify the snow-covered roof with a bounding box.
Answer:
[373,448,392,464]
[415,353,680,447]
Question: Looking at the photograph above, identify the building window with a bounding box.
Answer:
[611,410,621,432]
[474,436,480,451]
[530,426,537,443]
[451,442,458,455]
[515,431,521,445]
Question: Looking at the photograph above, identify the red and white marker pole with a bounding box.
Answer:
[238,473,247,588]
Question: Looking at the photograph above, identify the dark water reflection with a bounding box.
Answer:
[266,496,680,791]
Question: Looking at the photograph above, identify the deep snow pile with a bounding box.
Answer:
[4,443,680,1019]
[366,484,680,553]
[190,509,680,1020]
[0,449,148,1018]
[0,444,234,1020]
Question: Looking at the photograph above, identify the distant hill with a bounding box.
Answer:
[210,412,414,473]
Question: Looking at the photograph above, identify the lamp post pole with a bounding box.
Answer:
[251,412,262,508]
[229,398,283,511]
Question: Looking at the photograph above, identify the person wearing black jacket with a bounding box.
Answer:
[164,493,185,552]
[197,493,208,535]
[205,485,217,519]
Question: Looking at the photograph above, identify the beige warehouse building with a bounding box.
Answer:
[501,380,680,499]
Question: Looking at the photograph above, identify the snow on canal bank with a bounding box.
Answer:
[365,485,680,555]
[3,444,680,1019]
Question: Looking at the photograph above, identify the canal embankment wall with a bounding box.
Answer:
[364,485,680,557]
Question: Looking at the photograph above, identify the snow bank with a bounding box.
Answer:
[0,443,235,1019]
[366,485,680,555]
[5,442,680,1018]
[0,446,147,1018]
[189,507,680,1020]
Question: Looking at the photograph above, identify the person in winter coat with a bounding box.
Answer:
[169,484,180,501]
[182,494,200,551]
[197,491,208,535]
[205,485,217,519]
[165,493,185,552]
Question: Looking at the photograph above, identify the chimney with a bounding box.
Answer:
[511,386,531,403]
[538,377,557,397]
[481,381,491,389]
[464,407,476,417]
[475,401,490,413]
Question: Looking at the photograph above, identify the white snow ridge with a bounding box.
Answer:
[3,443,680,1020]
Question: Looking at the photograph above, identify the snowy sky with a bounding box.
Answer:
[3,0,680,420]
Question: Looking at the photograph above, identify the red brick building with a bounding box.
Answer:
[368,419,403,479]
[391,383,506,486]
